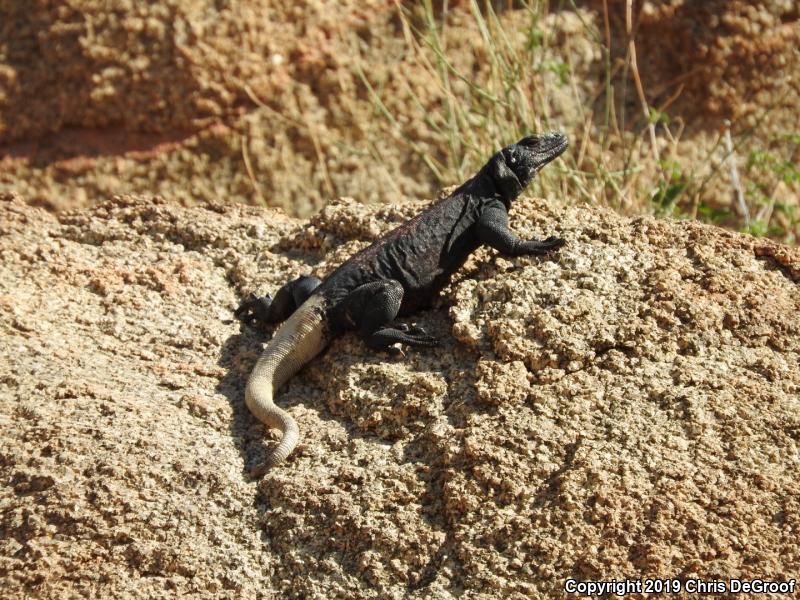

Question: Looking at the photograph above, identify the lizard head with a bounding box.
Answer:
[489,132,568,202]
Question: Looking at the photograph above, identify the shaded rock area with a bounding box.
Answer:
[1,192,798,598]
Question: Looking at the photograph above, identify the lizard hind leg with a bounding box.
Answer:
[341,280,439,351]
[235,275,321,327]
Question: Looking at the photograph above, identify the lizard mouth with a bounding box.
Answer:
[517,132,569,163]
[500,132,568,187]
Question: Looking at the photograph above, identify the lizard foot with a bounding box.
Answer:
[516,236,566,256]
[543,236,566,249]
[393,324,439,347]
[395,323,437,338]
[365,326,439,351]
[535,236,566,254]
[398,327,439,347]
[234,293,273,326]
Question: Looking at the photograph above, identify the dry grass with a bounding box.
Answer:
[358,0,799,242]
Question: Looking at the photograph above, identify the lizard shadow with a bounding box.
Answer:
[215,304,479,474]
[215,326,271,476]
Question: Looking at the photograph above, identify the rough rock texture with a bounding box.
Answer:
[1,192,799,598]
[0,0,280,143]
[585,0,800,131]
[0,0,423,213]
[0,0,437,213]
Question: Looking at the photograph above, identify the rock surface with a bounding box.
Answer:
[588,0,800,129]
[1,192,798,598]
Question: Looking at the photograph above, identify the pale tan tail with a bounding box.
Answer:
[244,295,327,473]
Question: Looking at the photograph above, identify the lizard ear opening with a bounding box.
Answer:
[490,154,524,202]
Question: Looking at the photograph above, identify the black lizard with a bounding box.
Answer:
[235,132,568,475]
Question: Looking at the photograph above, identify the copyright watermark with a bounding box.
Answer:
[564,578,797,596]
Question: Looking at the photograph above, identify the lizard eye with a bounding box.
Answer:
[509,155,517,164]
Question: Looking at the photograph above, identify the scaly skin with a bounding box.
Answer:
[236,132,568,474]
[242,295,327,477]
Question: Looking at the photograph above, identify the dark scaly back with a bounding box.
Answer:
[316,168,498,312]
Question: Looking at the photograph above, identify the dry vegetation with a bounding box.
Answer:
[0,0,798,241]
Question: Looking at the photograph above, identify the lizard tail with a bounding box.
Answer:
[244,294,328,473]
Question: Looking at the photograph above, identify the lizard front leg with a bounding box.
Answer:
[476,201,565,256]
[337,280,438,351]
[235,275,321,327]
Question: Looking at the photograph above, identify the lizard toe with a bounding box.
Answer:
[388,344,407,360]
[403,332,439,347]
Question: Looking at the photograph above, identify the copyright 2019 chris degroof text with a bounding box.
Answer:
[564,577,797,596]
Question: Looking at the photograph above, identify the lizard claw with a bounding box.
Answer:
[542,236,566,249]
[387,344,406,360]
